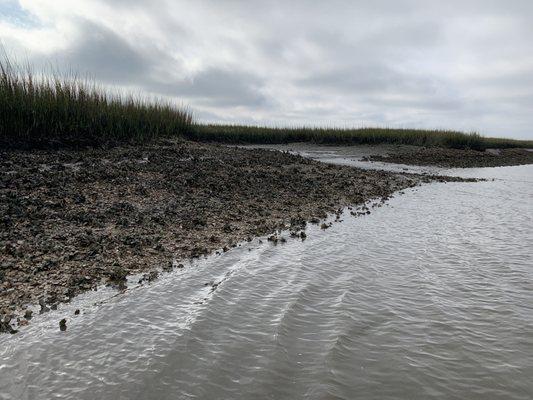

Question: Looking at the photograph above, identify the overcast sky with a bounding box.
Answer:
[1,0,532,139]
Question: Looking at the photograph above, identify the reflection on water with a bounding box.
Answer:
[1,148,532,400]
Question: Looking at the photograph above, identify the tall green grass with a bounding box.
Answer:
[0,57,193,148]
[2,56,531,150]
[189,124,533,150]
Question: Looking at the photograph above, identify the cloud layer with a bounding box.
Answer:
[1,0,532,138]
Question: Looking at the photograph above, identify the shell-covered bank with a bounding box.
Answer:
[0,140,473,332]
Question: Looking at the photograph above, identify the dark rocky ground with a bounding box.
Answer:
[0,140,472,333]
[364,147,533,168]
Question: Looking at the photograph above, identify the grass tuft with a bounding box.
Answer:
[0,56,193,149]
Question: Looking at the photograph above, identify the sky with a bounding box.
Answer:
[1,0,532,139]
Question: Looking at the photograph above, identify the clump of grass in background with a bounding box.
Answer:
[0,56,193,148]
[189,125,533,151]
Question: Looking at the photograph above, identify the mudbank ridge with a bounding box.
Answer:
[364,147,533,168]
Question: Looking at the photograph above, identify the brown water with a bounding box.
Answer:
[1,147,532,400]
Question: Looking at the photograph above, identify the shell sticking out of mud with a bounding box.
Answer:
[108,265,128,290]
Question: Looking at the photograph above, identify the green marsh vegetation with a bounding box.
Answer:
[0,56,193,148]
[1,55,531,150]
[190,125,533,151]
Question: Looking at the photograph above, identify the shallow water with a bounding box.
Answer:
[1,148,532,400]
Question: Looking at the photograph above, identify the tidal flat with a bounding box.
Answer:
[0,140,476,332]
[1,146,531,400]
[364,146,533,168]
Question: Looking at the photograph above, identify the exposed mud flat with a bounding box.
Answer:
[364,147,533,168]
[0,140,475,332]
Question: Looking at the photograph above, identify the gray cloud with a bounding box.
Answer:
[38,16,265,108]
[149,68,268,108]
[59,19,150,83]
[299,65,414,94]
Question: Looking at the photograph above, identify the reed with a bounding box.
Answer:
[0,57,193,148]
[188,124,533,151]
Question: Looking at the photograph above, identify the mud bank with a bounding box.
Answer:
[364,147,533,168]
[0,140,471,332]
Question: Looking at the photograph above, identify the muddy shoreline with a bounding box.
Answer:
[1,140,473,333]
[364,147,533,168]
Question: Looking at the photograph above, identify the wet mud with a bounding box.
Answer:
[0,140,471,332]
[364,147,533,168]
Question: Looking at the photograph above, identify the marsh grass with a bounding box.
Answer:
[2,55,531,151]
[190,125,533,151]
[0,57,193,148]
